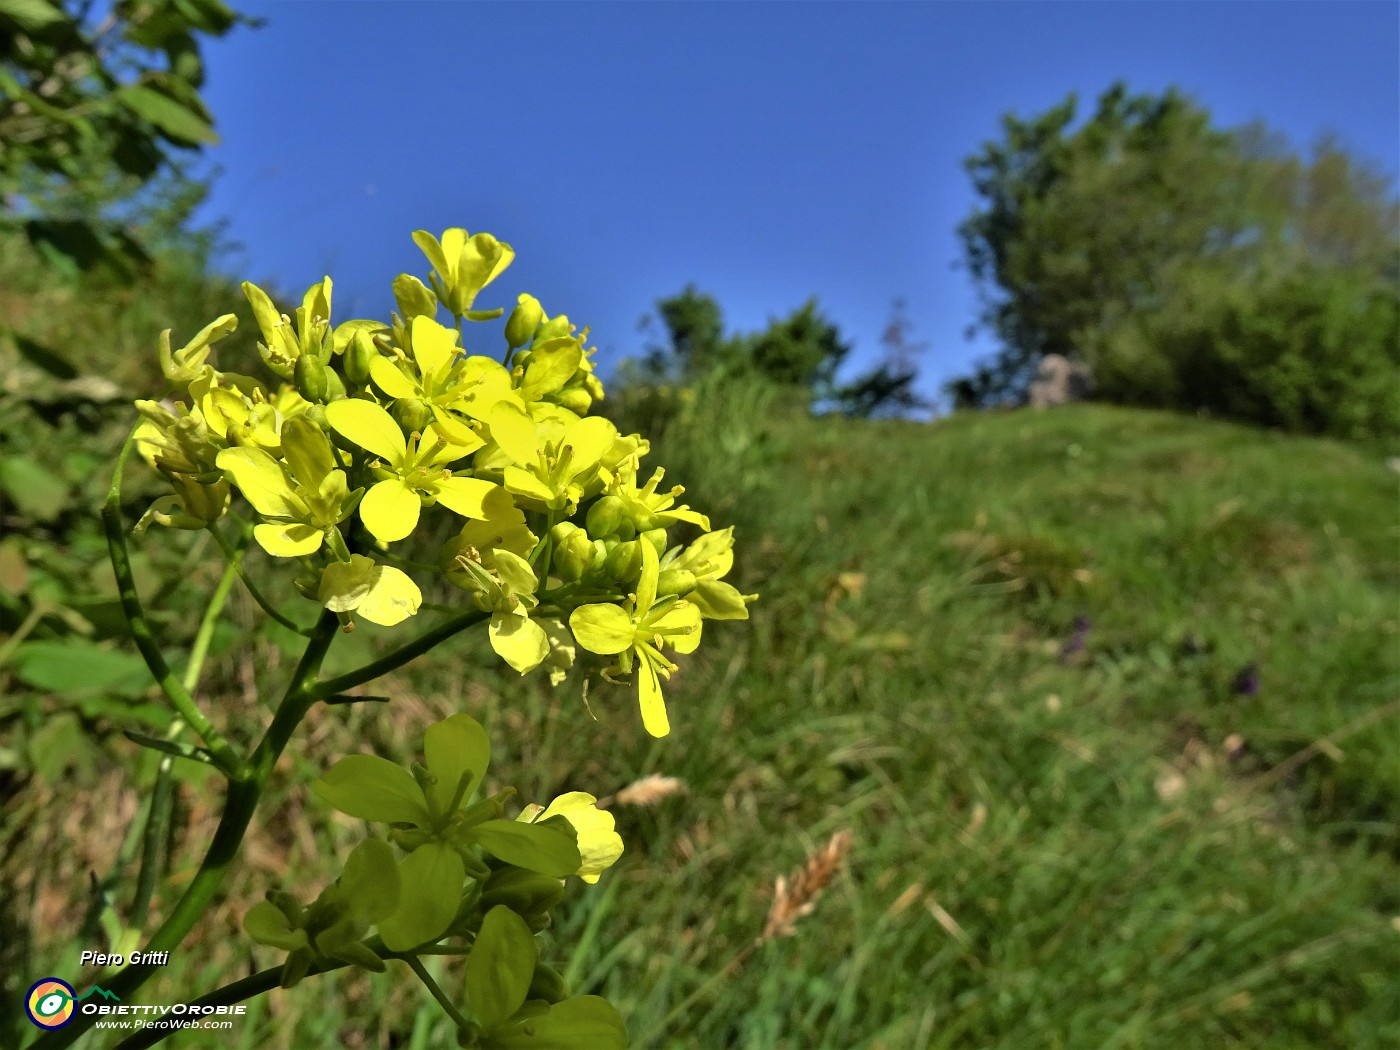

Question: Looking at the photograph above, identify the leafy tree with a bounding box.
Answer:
[950,82,1400,439]
[0,0,249,274]
[639,288,925,417]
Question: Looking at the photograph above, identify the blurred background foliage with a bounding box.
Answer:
[1,4,1398,1048]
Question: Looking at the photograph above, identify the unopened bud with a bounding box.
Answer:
[551,385,591,415]
[391,398,434,435]
[586,495,626,539]
[504,293,544,349]
[552,529,594,581]
[527,962,570,1004]
[344,330,376,386]
[641,528,668,557]
[605,540,642,584]
[294,353,329,402]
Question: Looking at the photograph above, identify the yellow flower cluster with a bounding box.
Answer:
[134,228,754,736]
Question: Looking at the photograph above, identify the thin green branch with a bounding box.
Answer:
[310,608,489,699]
[107,939,396,1050]
[209,524,314,636]
[184,558,239,692]
[102,428,245,779]
[405,952,473,1030]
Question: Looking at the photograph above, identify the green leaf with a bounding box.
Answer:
[12,640,151,696]
[123,731,215,766]
[313,755,430,825]
[115,85,218,145]
[467,819,581,878]
[0,0,66,31]
[243,901,309,952]
[423,714,491,817]
[13,333,78,379]
[338,839,400,922]
[466,906,537,1029]
[377,842,465,951]
[0,456,71,521]
[485,996,629,1049]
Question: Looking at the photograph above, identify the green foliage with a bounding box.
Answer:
[952,81,1400,441]
[0,0,249,273]
[637,287,924,417]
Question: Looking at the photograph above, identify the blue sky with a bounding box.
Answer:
[194,1,1399,406]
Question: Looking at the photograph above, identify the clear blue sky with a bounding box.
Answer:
[193,1,1399,406]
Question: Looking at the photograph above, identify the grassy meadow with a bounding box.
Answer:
[2,248,1398,1048]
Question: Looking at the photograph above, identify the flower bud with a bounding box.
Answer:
[640,528,668,557]
[323,366,346,401]
[504,293,544,349]
[343,330,377,386]
[589,539,608,575]
[552,528,594,581]
[527,962,570,1005]
[605,540,642,585]
[551,385,592,415]
[294,353,329,403]
[586,495,626,539]
[656,568,696,597]
[391,397,434,436]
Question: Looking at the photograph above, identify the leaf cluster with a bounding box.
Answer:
[951,81,1400,440]
[0,0,250,274]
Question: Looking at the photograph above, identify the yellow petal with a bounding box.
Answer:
[216,447,305,519]
[489,613,550,674]
[360,479,420,543]
[325,398,406,464]
[562,416,619,478]
[370,356,418,399]
[432,476,500,519]
[568,605,634,656]
[356,564,422,626]
[410,315,459,380]
[638,658,670,738]
[412,230,450,278]
[489,401,540,465]
[253,522,324,557]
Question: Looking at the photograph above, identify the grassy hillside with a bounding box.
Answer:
[5,360,1398,1047]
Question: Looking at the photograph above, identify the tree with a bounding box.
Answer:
[949,82,1400,439]
[0,0,250,274]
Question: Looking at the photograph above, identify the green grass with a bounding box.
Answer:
[6,358,1398,1047]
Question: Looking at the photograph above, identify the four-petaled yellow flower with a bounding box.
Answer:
[325,399,499,544]
[568,542,701,737]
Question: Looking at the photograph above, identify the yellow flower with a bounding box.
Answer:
[517,792,623,883]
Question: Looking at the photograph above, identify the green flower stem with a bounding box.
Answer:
[30,612,342,1050]
[103,429,246,780]
[310,608,489,699]
[209,524,314,637]
[405,952,473,1031]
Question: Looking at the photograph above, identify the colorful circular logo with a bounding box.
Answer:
[26,978,77,1029]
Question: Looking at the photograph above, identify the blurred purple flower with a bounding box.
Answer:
[1231,661,1260,697]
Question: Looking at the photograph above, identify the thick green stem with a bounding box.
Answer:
[311,608,489,698]
[103,430,245,779]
